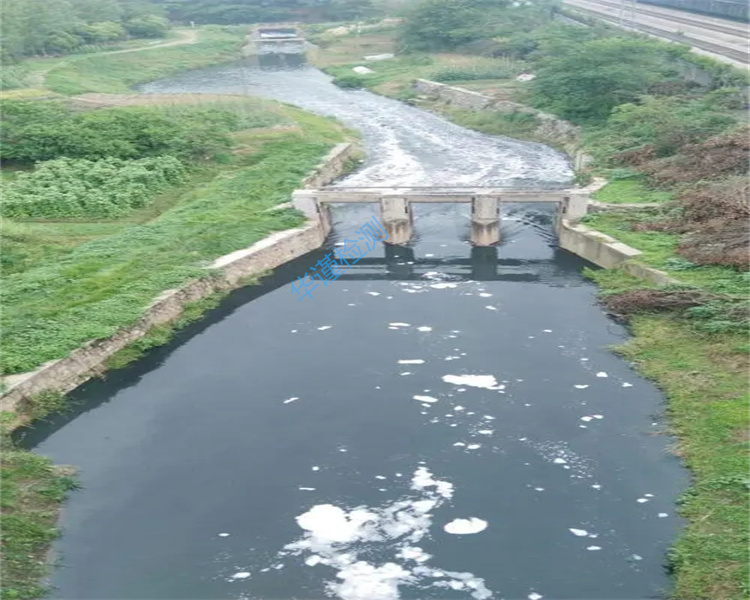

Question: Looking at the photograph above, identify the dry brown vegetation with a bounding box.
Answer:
[618,127,750,270]
[641,126,750,187]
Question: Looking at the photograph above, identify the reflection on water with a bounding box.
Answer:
[251,53,307,69]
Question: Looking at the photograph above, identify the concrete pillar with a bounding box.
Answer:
[380,195,413,246]
[292,189,332,238]
[561,190,590,222]
[292,189,318,219]
[470,195,500,246]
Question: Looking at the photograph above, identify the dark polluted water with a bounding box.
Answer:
[21,62,688,600]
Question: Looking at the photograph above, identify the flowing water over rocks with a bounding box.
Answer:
[22,63,688,600]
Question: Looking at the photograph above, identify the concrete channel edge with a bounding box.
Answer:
[0,143,356,419]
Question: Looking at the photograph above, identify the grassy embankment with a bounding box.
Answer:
[0,34,355,598]
[2,25,245,98]
[312,25,749,599]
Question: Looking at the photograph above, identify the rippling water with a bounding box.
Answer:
[139,62,572,189]
[22,62,686,600]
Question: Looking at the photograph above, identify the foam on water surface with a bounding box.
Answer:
[281,467,492,600]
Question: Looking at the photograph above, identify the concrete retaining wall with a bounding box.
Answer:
[303,143,357,188]
[558,219,678,284]
[1,143,355,418]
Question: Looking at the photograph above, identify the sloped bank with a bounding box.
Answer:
[0,143,355,427]
[412,78,588,169]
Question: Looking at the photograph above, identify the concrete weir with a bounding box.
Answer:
[242,24,306,57]
[292,187,590,246]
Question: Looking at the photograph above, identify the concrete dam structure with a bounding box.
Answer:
[243,25,306,57]
[293,187,591,246]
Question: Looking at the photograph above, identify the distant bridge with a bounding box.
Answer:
[243,24,306,56]
[292,187,591,246]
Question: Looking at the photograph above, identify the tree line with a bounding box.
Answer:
[1,0,379,61]
[1,0,169,61]
[150,0,378,26]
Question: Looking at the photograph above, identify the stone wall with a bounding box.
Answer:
[303,143,358,188]
[413,79,585,165]
[0,143,356,419]
[557,219,678,284]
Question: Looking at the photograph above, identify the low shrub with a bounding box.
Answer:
[0,100,281,164]
[2,156,186,219]
[429,66,511,82]
[332,74,369,89]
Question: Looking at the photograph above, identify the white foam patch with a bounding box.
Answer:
[430,283,458,289]
[367,292,381,296]
[413,395,438,403]
[484,306,497,311]
[218,533,230,537]
[299,487,316,491]
[596,372,608,378]
[528,594,543,600]
[389,323,410,327]
[231,572,251,579]
[586,546,602,551]
[466,444,481,450]
[399,359,425,365]
[442,374,503,390]
[417,326,433,332]
[284,397,300,404]
[622,382,633,387]
[658,513,669,518]
[478,293,492,298]
[282,467,492,600]
[569,528,588,537]
[443,518,487,535]
[317,325,333,331]
[574,384,589,389]
[637,498,649,503]
[529,440,594,478]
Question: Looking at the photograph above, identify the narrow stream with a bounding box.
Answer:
[21,62,687,600]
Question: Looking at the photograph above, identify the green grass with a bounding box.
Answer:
[593,177,673,204]
[589,268,749,599]
[582,212,749,297]
[0,138,325,375]
[42,27,243,95]
[0,98,351,376]
[0,446,78,600]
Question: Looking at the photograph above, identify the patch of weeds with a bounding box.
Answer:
[0,446,79,600]
[105,288,231,371]
[24,391,66,422]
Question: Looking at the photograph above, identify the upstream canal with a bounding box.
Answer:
[23,62,687,600]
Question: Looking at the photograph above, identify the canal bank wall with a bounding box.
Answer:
[0,143,356,421]
[412,79,588,169]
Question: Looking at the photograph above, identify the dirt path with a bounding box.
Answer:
[25,29,199,89]
[94,28,198,56]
